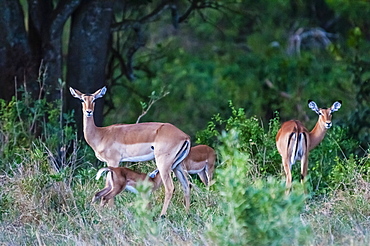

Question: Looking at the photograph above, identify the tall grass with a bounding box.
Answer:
[1,90,370,245]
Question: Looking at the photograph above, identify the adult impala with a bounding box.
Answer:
[276,100,342,191]
[70,86,191,217]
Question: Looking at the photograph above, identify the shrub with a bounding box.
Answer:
[207,128,311,245]
[196,101,282,178]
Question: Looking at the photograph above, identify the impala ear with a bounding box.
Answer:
[93,86,107,100]
[69,87,83,99]
[330,100,342,112]
[308,100,320,114]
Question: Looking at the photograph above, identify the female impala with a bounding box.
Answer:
[70,86,191,217]
[276,100,342,190]
[92,166,163,206]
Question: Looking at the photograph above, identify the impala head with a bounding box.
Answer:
[69,87,107,117]
[308,100,342,129]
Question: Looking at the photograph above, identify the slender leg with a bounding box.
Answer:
[101,184,126,206]
[282,157,292,194]
[197,170,208,186]
[300,154,309,193]
[156,159,175,217]
[93,186,112,203]
[207,161,215,184]
[173,164,190,212]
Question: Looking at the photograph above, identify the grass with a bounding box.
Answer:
[0,148,221,245]
[1,94,370,245]
[1,139,370,246]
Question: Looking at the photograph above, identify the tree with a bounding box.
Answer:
[0,0,223,136]
[0,0,34,100]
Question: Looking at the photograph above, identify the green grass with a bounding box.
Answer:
[1,94,370,245]
[1,138,370,245]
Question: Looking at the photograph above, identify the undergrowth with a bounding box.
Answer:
[1,89,370,245]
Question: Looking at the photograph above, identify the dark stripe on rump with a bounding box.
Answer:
[287,132,295,148]
[302,132,308,150]
[172,140,190,169]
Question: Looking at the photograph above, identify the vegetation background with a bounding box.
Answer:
[1,0,370,245]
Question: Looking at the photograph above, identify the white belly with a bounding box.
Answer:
[187,167,205,174]
[121,152,155,162]
[118,142,155,162]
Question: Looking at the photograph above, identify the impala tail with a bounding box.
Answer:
[288,131,308,168]
[96,167,111,180]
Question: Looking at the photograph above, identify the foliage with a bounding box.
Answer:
[197,101,284,177]
[2,1,370,245]
[0,86,77,171]
[0,92,370,245]
[208,129,310,245]
[304,154,370,245]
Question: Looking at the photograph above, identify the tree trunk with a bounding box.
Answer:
[0,0,34,100]
[28,0,81,101]
[66,0,114,136]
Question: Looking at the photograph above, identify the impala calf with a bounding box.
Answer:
[93,167,162,206]
[182,145,216,186]
[149,145,216,187]
[276,100,342,191]
[70,86,191,217]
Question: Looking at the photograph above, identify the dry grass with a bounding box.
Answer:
[1,140,370,245]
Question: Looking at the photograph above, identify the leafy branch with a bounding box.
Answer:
[136,89,169,124]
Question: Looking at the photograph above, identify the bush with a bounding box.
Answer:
[207,128,311,245]
[196,101,282,178]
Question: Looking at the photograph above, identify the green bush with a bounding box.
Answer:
[196,101,282,178]
[207,128,311,245]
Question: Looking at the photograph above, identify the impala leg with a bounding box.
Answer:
[93,186,112,203]
[207,161,215,185]
[101,184,126,206]
[197,170,209,186]
[282,157,292,194]
[105,162,120,207]
[158,168,174,218]
[300,154,309,193]
[173,164,191,212]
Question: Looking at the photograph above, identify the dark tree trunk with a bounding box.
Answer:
[66,0,114,135]
[0,0,34,100]
[28,0,81,101]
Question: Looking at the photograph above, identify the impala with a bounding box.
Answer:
[94,145,216,205]
[92,166,163,206]
[70,86,191,217]
[181,145,216,186]
[149,145,216,187]
[276,100,342,190]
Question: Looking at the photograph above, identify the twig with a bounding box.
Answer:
[136,90,169,123]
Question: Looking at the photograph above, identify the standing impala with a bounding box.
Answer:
[276,100,342,191]
[70,86,191,217]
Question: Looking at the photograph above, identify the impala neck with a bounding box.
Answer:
[309,120,327,150]
[83,115,100,147]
